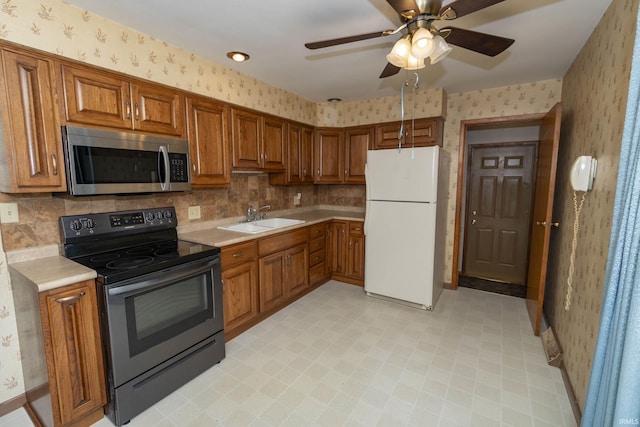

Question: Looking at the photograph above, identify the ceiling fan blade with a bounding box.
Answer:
[386,0,421,19]
[439,0,505,19]
[442,27,514,57]
[379,62,401,78]
[305,31,391,50]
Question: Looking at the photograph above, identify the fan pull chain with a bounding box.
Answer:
[399,80,406,152]
[411,72,419,159]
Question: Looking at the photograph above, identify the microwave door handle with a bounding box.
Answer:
[159,145,170,191]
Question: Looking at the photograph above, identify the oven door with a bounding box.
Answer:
[104,256,223,387]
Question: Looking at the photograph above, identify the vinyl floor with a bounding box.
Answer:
[1,281,576,427]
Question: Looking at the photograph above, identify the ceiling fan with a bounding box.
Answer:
[305,0,515,78]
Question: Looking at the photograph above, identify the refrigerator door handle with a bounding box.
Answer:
[364,162,370,236]
[364,199,371,236]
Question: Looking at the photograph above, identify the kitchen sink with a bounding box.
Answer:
[217,218,305,234]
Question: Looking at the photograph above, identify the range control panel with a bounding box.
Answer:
[60,207,177,239]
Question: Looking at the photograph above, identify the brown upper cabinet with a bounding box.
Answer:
[374,117,443,149]
[186,96,231,187]
[0,48,66,193]
[269,122,314,185]
[344,126,373,184]
[58,63,186,138]
[314,128,344,184]
[231,108,285,171]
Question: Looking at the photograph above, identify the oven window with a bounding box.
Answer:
[125,271,213,356]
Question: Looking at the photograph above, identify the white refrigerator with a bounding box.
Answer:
[364,146,448,310]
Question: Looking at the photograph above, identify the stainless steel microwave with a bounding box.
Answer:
[62,126,191,196]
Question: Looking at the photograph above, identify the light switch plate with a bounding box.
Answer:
[188,206,201,220]
[0,203,19,223]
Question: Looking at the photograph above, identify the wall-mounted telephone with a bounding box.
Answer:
[565,155,597,311]
[570,156,597,191]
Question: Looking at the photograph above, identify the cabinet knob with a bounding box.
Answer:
[134,102,140,120]
[192,163,196,173]
[232,251,245,258]
[125,100,131,119]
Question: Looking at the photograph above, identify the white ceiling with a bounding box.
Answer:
[64,0,612,103]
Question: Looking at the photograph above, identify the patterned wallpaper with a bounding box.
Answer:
[545,0,637,410]
[0,0,631,414]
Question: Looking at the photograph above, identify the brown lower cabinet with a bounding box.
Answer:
[11,278,106,427]
[221,220,364,340]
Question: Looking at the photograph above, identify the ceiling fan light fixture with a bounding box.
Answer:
[429,36,452,64]
[410,28,435,59]
[386,38,411,68]
[405,54,425,70]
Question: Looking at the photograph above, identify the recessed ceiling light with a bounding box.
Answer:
[327,98,342,103]
[227,51,250,62]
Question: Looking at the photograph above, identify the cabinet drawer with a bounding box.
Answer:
[349,221,364,235]
[258,228,308,256]
[309,262,326,283]
[309,223,327,239]
[309,236,325,253]
[309,251,325,267]
[221,240,257,267]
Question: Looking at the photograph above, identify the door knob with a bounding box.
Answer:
[471,219,476,225]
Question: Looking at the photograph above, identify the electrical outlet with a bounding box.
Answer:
[188,206,201,220]
[0,203,19,223]
[293,193,301,206]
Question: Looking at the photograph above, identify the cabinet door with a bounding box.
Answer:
[222,260,259,332]
[344,126,372,184]
[40,280,106,425]
[286,123,314,184]
[375,118,442,149]
[300,126,314,183]
[286,243,309,297]
[263,116,286,171]
[231,108,262,169]
[60,63,131,129]
[259,251,287,311]
[0,50,65,191]
[409,118,441,146]
[330,221,347,274]
[132,82,186,137]
[347,235,365,282]
[187,96,231,187]
[314,128,344,183]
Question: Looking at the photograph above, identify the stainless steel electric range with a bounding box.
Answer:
[60,207,225,426]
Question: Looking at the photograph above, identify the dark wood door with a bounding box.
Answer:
[285,243,309,297]
[330,221,347,274]
[300,127,314,183]
[287,124,303,183]
[186,96,231,187]
[527,103,562,335]
[262,116,286,171]
[463,143,537,284]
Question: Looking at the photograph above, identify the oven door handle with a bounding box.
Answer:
[159,145,170,191]
[107,258,218,296]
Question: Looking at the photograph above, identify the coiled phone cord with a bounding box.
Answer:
[565,190,587,311]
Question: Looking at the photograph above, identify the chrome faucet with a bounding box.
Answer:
[246,204,271,222]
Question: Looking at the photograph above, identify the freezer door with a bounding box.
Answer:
[366,146,439,202]
[364,200,438,308]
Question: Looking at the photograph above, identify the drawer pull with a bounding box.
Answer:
[56,291,85,304]
[352,227,361,231]
[232,251,245,258]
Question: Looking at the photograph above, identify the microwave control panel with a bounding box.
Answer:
[169,153,188,182]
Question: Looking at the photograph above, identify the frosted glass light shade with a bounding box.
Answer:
[386,38,411,68]
[430,35,452,64]
[410,28,435,59]
[405,55,425,70]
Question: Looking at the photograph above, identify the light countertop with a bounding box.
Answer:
[179,208,365,247]
[9,256,97,293]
